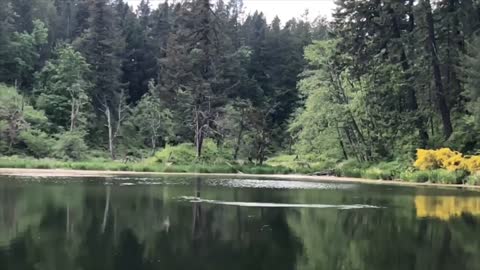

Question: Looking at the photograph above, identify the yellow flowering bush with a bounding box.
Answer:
[435,148,461,168]
[464,156,480,174]
[414,149,438,170]
[443,154,465,172]
[415,148,480,174]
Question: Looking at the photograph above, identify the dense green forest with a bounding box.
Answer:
[1,0,480,174]
[0,0,328,164]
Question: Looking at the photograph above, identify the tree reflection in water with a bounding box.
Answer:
[0,176,479,270]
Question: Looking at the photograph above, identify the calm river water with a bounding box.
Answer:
[0,175,479,270]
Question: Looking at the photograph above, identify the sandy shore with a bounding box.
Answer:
[0,168,479,190]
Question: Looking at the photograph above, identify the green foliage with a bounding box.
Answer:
[466,173,480,186]
[266,154,337,174]
[35,44,91,130]
[400,169,465,184]
[291,40,423,162]
[131,82,174,152]
[53,132,88,161]
[0,156,291,175]
[152,139,232,165]
[11,19,48,89]
[362,167,393,180]
[200,140,232,163]
[400,170,431,183]
[0,0,14,83]
[153,143,197,164]
[0,84,48,153]
[333,160,368,178]
[288,40,345,160]
[446,115,480,154]
[464,35,480,128]
[18,129,54,158]
[428,169,465,185]
[1,0,480,187]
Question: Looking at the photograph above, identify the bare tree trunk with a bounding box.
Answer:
[70,100,76,132]
[423,0,453,139]
[196,133,203,158]
[194,108,204,158]
[151,136,157,155]
[14,79,25,112]
[101,92,128,161]
[106,105,116,160]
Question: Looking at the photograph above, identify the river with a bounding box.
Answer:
[0,175,479,270]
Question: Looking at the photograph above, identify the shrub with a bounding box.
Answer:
[266,155,297,166]
[362,161,408,180]
[334,160,368,178]
[53,131,88,161]
[400,170,430,183]
[464,156,480,174]
[362,167,393,180]
[199,139,232,163]
[266,154,336,174]
[415,148,467,172]
[154,143,197,164]
[414,149,438,170]
[414,148,480,176]
[466,173,480,186]
[153,139,232,165]
[241,165,290,175]
[18,129,55,158]
[435,148,461,169]
[428,169,463,184]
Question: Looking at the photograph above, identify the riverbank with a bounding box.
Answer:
[1,168,480,191]
[0,157,292,174]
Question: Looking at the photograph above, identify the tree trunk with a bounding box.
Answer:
[151,135,156,155]
[194,107,205,158]
[423,0,453,139]
[196,133,203,158]
[106,105,116,160]
[70,99,76,132]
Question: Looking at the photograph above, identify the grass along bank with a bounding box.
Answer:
[266,154,480,186]
[1,154,479,187]
[0,156,293,175]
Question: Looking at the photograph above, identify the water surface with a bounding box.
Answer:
[0,175,479,270]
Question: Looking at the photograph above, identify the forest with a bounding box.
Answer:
[1,0,480,182]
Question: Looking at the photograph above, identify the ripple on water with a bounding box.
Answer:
[179,196,383,209]
[204,179,356,190]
